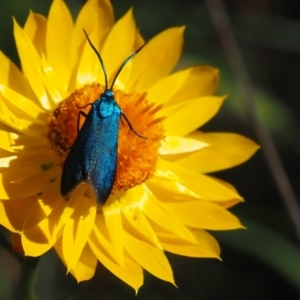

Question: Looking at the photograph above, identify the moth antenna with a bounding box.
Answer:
[110,43,147,90]
[83,29,108,90]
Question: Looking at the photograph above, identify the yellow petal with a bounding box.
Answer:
[89,215,143,292]
[174,132,260,173]
[76,25,106,87]
[147,66,219,106]
[0,156,18,168]
[13,19,52,110]
[0,197,37,232]
[0,84,46,122]
[40,54,66,102]
[121,186,162,249]
[137,184,199,244]
[0,130,22,153]
[0,150,54,169]
[24,11,47,55]
[163,200,244,230]
[159,135,208,155]
[103,198,124,266]
[55,239,97,282]
[62,189,97,271]
[154,160,242,201]
[134,29,145,49]
[74,0,114,88]
[126,27,185,92]
[101,8,136,86]
[0,51,36,102]
[124,230,175,285]
[0,95,45,135]
[22,218,55,256]
[0,181,36,200]
[92,213,120,263]
[73,0,113,56]
[0,164,44,183]
[22,179,62,231]
[159,228,220,258]
[0,166,59,199]
[163,95,226,136]
[22,198,67,256]
[0,130,48,153]
[46,0,74,92]
[218,199,242,209]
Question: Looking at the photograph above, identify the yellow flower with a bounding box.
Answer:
[0,0,258,292]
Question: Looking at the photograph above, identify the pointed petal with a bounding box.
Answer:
[101,8,136,85]
[76,26,106,87]
[121,186,162,249]
[62,189,96,271]
[0,84,46,121]
[154,160,242,201]
[163,95,226,136]
[0,150,54,169]
[147,66,219,106]
[0,164,44,183]
[22,179,62,231]
[21,218,55,256]
[21,198,67,256]
[124,229,175,285]
[89,214,143,292]
[55,240,97,282]
[126,27,185,92]
[13,19,52,110]
[134,29,145,49]
[103,199,124,266]
[0,95,45,135]
[73,0,113,54]
[0,166,60,199]
[0,197,37,232]
[0,130,48,153]
[164,200,244,230]
[159,135,208,155]
[46,0,74,92]
[218,199,242,209]
[175,132,260,173]
[0,131,24,153]
[160,228,220,258]
[140,184,199,244]
[24,11,47,55]
[0,51,36,102]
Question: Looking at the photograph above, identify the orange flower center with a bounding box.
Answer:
[47,83,165,192]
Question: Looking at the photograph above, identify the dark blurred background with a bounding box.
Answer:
[1,0,300,299]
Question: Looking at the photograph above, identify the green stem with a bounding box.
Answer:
[18,257,40,300]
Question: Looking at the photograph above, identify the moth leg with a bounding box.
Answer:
[120,112,147,139]
[65,109,89,151]
[64,110,87,151]
[76,103,93,109]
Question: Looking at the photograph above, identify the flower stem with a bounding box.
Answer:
[17,257,39,300]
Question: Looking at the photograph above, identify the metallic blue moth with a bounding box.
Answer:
[60,30,146,205]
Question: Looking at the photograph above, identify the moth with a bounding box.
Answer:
[60,30,146,205]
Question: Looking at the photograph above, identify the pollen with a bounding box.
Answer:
[47,83,165,192]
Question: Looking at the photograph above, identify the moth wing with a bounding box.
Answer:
[86,115,119,204]
[60,115,96,199]
[60,138,88,199]
[60,104,120,204]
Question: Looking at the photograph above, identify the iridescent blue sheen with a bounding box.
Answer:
[60,30,145,205]
[61,90,121,204]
